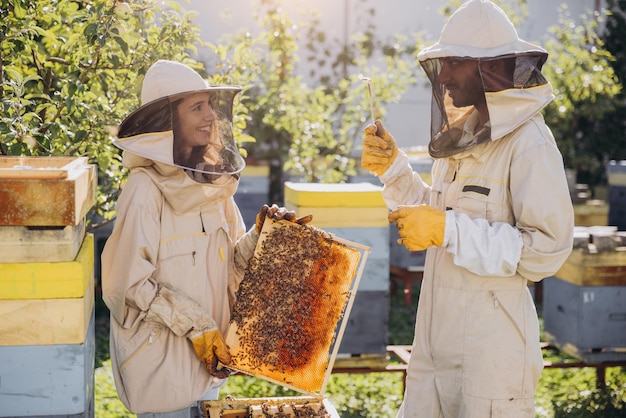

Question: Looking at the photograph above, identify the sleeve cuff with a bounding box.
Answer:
[442,210,456,249]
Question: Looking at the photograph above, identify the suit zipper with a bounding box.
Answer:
[489,291,526,345]
[119,328,159,371]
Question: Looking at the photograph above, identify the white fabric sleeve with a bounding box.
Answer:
[234,226,258,271]
[378,151,431,210]
[144,285,218,339]
[444,210,523,277]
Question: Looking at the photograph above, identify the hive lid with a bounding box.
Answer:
[224,218,370,396]
[0,156,87,179]
[284,181,385,207]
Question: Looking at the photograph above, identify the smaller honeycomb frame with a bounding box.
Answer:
[201,396,340,418]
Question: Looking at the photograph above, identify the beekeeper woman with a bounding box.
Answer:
[362,1,573,417]
[102,59,306,417]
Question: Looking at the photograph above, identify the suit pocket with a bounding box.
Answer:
[491,398,535,418]
[463,291,528,399]
[119,322,163,372]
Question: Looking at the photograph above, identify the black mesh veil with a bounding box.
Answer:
[115,87,245,182]
[420,53,549,158]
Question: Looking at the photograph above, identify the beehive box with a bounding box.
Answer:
[0,310,95,417]
[573,200,609,227]
[0,274,94,346]
[543,248,626,362]
[553,246,626,287]
[284,182,388,355]
[201,396,339,418]
[284,182,387,228]
[0,156,96,226]
[0,233,94,300]
[225,218,368,397]
[0,218,86,263]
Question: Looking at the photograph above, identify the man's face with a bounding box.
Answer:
[438,58,485,108]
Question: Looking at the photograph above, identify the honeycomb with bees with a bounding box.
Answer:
[224,217,369,395]
[201,396,338,418]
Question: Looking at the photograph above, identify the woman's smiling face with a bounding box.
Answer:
[176,92,218,148]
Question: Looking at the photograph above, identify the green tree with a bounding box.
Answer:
[205,0,421,203]
[604,0,626,82]
[541,5,622,191]
[591,0,626,187]
[0,0,218,223]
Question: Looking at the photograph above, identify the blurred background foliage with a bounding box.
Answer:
[2,0,624,219]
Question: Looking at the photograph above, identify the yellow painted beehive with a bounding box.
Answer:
[284,182,387,228]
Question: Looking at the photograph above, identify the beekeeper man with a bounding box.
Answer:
[362,1,574,417]
[102,59,308,417]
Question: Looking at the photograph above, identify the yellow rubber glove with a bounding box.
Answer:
[361,120,399,176]
[191,330,232,379]
[388,205,446,251]
[255,204,313,233]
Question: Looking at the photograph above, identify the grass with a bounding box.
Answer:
[93,281,625,417]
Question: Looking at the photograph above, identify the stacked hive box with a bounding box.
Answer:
[572,199,609,227]
[608,160,626,230]
[284,182,389,355]
[544,227,626,363]
[0,157,97,417]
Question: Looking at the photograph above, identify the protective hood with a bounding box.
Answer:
[114,60,245,183]
[418,0,553,158]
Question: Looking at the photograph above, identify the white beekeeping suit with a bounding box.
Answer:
[361,1,574,417]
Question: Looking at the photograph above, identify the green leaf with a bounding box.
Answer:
[83,22,97,38]
[113,36,128,54]
[12,0,28,19]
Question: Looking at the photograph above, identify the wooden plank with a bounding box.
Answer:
[332,353,389,369]
[387,345,413,365]
[0,233,93,300]
[0,310,95,417]
[0,157,96,226]
[0,156,83,179]
[0,274,94,346]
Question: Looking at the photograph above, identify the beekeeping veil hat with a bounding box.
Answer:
[114,60,245,182]
[418,0,553,158]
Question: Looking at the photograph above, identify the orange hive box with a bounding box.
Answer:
[225,218,369,396]
[0,156,96,226]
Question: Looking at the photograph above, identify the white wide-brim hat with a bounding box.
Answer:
[418,0,547,61]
